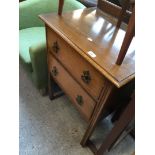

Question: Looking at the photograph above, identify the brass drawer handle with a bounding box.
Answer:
[52,41,60,53]
[51,66,58,76]
[76,95,83,106]
[81,71,91,84]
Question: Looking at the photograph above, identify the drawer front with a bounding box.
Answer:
[47,27,105,101]
[49,55,96,121]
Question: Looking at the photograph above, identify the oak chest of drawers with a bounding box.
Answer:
[40,8,135,123]
[47,26,105,121]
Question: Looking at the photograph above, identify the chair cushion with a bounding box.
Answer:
[19,27,45,64]
[19,0,85,29]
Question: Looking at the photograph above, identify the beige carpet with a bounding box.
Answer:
[19,63,134,155]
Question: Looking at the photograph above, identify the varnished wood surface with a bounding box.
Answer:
[47,26,105,101]
[49,54,96,121]
[39,7,135,88]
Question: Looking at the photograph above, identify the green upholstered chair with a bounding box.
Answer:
[19,0,85,94]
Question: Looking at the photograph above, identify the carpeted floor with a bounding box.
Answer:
[19,63,135,155]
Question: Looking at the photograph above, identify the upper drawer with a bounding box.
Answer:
[46,27,105,101]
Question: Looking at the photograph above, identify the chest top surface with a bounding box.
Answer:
[39,7,135,88]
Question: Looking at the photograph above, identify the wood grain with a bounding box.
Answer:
[49,54,96,121]
[39,7,135,88]
[47,26,105,101]
[41,7,135,154]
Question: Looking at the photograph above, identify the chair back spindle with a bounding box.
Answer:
[116,4,135,65]
[97,0,131,24]
[58,0,64,15]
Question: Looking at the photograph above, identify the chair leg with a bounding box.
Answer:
[116,0,130,28]
[116,5,135,65]
[58,0,64,15]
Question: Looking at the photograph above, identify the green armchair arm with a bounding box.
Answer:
[29,42,48,89]
[19,0,85,30]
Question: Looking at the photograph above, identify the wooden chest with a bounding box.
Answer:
[40,8,135,122]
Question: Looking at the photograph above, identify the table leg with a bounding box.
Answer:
[97,93,135,155]
[80,81,114,147]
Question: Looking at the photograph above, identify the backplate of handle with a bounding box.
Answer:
[81,70,91,84]
[52,41,60,53]
[76,95,83,106]
[51,66,58,76]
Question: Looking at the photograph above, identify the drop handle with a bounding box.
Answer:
[51,66,58,76]
[81,71,91,84]
[52,41,60,53]
[76,95,83,106]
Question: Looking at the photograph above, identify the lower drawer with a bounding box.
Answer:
[49,55,96,121]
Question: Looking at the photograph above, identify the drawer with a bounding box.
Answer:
[47,27,105,101]
[49,55,96,121]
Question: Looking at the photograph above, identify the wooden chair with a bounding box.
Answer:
[58,0,135,65]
